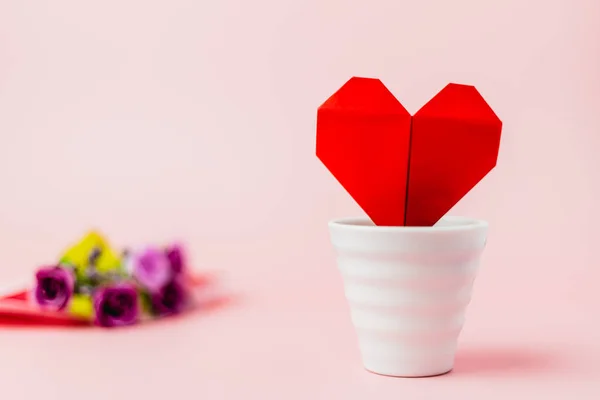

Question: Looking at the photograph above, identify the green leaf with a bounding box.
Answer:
[139,291,154,316]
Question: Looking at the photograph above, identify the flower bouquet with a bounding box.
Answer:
[31,231,194,328]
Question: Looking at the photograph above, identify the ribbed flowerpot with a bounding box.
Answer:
[328,216,488,377]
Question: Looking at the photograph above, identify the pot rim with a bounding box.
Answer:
[328,216,488,232]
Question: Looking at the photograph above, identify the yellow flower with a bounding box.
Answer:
[59,231,122,274]
[68,294,94,320]
[94,247,122,273]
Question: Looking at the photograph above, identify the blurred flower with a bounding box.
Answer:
[165,244,186,275]
[130,247,172,292]
[84,264,102,285]
[150,277,188,316]
[60,231,123,275]
[93,283,139,327]
[34,266,75,311]
[68,294,94,320]
[94,248,123,274]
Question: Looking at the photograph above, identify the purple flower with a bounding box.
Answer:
[130,247,171,292]
[165,244,186,276]
[150,278,188,316]
[93,283,139,327]
[34,266,75,311]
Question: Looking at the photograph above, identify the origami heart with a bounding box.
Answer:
[316,77,502,226]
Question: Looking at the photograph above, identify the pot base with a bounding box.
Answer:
[365,367,453,378]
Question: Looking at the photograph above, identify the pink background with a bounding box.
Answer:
[0,0,599,398]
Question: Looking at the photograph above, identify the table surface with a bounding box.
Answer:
[0,257,598,400]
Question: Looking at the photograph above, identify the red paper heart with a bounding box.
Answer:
[316,77,502,226]
[316,78,412,226]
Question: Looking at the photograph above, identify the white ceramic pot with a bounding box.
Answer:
[328,216,488,377]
